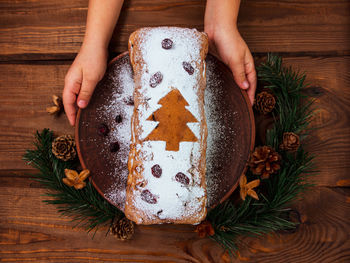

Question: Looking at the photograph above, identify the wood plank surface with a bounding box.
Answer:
[0,62,73,170]
[1,0,349,261]
[1,57,349,187]
[0,173,349,262]
[1,0,349,61]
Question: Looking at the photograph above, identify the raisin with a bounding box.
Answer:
[161,38,173,49]
[182,62,194,75]
[175,172,190,185]
[125,96,134,106]
[151,164,162,178]
[97,123,109,136]
[151,113,156,121]
[141,189,157,204]
[115,114,123,123]
[149,71,163,88]
[157,210,163,216]
[109,142,120,152]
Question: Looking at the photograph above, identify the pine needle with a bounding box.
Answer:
[207,54,315,255]
[23,129,123,233]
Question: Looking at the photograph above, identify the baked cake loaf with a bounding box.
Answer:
[125,27,208,224]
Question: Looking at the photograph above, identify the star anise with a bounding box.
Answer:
[62,169,90,190]
[239,175,260,201]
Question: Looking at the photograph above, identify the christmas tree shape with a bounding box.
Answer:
[144,88,198,151]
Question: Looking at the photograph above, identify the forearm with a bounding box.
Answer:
[205,0,240,38]
[83,0,124,49]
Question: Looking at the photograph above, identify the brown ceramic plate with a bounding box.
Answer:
[76,51,255,211]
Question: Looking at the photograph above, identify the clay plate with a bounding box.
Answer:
[76,52,255,211]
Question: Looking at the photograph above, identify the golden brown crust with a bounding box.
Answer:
[125,27,208,225]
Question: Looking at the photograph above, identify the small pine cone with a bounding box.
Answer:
[280,132,300,152]
[110,217,134,241]
[249,146,281,179]
[52,135,76,161]
[254,91,276,114]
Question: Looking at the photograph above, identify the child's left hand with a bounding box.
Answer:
[205,27,256,105]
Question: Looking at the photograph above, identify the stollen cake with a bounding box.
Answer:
[125,27,208,224]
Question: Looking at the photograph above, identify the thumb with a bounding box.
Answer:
[76,76,99,109]
[229,59,249,90]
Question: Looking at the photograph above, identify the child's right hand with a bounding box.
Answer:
[63,44,108,126]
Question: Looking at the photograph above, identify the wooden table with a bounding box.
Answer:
[1,1,349,262]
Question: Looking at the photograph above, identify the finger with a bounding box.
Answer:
[76,74,99,109]
[228,58,250,91]
[63,70,82,126]
[244,53,257,106]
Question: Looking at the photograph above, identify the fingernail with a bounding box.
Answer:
[242,81,249,89]
[78,100,88,108]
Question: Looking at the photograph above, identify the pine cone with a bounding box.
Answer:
[254,91,276,114]
[110,217,134,241]
[52,135,76,161]
[280,132,300,152]
[249,146,281,179]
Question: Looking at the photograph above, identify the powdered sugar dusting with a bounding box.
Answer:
[96,56,134,210]
[205,57,237,207]
[95,54,238,212]
[127,27,207,223]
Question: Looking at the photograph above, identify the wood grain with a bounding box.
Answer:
[1,57,348,186]
[0,1,349,261]
[282,56,350,187]
[0,0,349,61]
[0,172,349,262]
[0,62,74,170]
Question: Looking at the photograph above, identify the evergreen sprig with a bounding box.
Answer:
[207,54,315,254]
[23,54,315,254]
[23,129,123,233]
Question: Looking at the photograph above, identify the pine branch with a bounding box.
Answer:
[208,54,315,255]
[23,129,123,233]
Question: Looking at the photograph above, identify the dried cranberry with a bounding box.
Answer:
[97,123,109,136]
[175,172,190,185]
[161,38,173,49]
[109,142,120,152]
[141,189,157,204]
[149,72,163,88]
[115,114,123,123]
[182,62,194,75]
[151,164,162,178]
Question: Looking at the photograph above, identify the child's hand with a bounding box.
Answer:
[206,27,256,106]
[204,0,256,106]
[63,44,108,126]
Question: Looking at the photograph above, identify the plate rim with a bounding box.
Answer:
[75,51,255,210]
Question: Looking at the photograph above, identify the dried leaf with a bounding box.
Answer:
[247,189,259,200]
[62,177,74,187]
[246,179,260,189]
[64,169,79,181]
[63,169,90,190]
[240,175,260,201]
[52,95,62,107]
[78,169,90,182]
[74,182,86,190]
[46,106,60,114]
